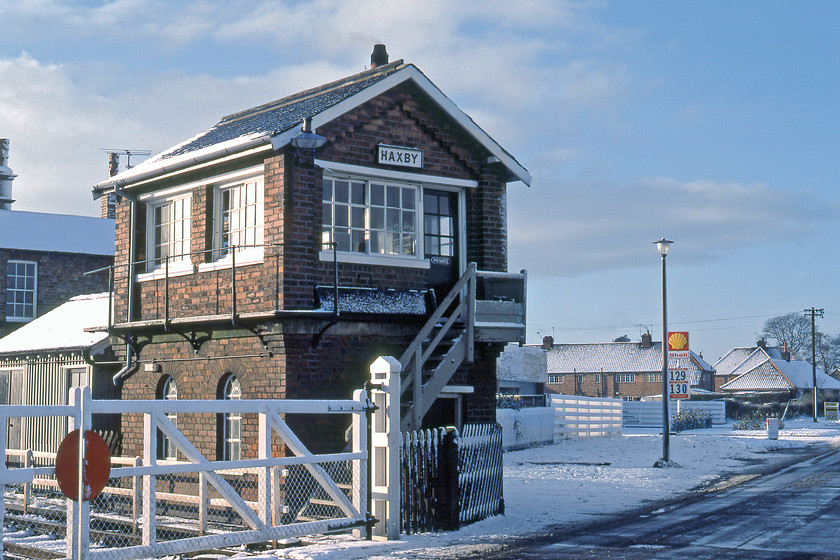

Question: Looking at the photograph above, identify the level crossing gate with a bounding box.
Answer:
[0,386,371,560]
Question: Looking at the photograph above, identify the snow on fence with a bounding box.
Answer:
[623,400,726,428]
[496,407,554,450]
[549,395,623,439]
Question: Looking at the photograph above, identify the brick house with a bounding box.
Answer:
[539,334,715,400]
[91,46,529,459]
[0,139,114,339]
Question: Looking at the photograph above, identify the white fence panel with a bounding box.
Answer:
[549,395,623,439]
[496,407,554,450]
[623,400,726,427]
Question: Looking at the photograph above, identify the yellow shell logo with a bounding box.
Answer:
[669,332,688,351]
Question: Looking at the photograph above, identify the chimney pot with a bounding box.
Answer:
[371,44,389,68]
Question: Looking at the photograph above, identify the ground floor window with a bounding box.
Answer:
[157,376,178,461]
[616,373,636,383]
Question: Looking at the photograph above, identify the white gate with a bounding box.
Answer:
[0,386,370,560]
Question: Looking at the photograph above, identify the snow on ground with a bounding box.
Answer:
[237,417,840,560]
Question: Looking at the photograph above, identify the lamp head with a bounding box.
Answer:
[654,238,674,257]
[290,117,327,150]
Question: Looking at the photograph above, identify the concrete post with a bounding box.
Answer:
[369,356,401,540]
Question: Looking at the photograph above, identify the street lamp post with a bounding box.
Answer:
[655,238,673,463]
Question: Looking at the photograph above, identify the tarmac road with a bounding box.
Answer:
[466,443,840,560]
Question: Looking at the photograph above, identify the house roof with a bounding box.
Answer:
[544,342,713,385]
[0,209,114,256]
[94,59,530,193]
[719,345,840,391]
[0,293,110,354]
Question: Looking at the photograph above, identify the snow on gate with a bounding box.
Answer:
[0,386,371,560]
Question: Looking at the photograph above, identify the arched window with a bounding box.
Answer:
[221,375,241,461]
[157,376,178,461]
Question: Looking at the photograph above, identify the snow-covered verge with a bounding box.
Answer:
[240,417,840,560]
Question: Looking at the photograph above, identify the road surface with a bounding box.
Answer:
[472,444,840,559]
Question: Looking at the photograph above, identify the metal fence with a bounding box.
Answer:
[549,395,623,438]
[0,386,370,560]
[400,423,503,534]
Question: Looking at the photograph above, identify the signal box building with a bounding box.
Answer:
[92,46,529,459]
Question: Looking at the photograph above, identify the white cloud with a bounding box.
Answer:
[508,175,837,277]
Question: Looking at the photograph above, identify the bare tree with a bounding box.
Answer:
[761,313,811,354]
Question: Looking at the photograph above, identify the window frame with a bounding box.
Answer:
[209,176,264,266]
[644,373,662,383]
[5,260,37,322]
[144,194,192,276]
[322,173,421,262]
[616,373,636,383]
[221,375,242,461]
[548,374,564,384]
[157,376,178,461]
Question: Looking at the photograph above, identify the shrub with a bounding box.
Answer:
[733,412,784,431]
[671,409,713,432]
[497,394,524,410]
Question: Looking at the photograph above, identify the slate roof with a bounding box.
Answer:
[94,58,530,192]
[0,209,114,256]
[0,293,109,353]
[544,342,713,386]
[151,61,406,163]
[719,346,840,391]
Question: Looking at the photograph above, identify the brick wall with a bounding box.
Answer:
[0,249,113,337]
[115,81,512,456]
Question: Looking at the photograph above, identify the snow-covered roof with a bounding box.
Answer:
[544,342,713,385]
[0,293,110,354]
[94,60,530,192]
[0,209,114,256]
[720,347,840,391]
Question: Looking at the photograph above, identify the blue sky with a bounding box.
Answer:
[1,0,838,362]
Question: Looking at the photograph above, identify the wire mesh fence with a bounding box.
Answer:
[0,388,370,560]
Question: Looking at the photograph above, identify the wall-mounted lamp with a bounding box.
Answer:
[290,117,327,150]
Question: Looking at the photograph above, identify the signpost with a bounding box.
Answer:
[667,331,690,400]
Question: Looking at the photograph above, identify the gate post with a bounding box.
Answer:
[352,388,369,539]
[66,386,92,560]
[369,356,401,540]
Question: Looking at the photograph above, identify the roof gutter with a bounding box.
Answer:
[93,133,275,194]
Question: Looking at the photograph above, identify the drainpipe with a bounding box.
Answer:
[113,187,137,386]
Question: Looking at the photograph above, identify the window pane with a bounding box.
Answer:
[387,186,400,208]
[351,207,365,228]
[335,229,351,252]
[351,230,366,252]
[322,203,332,226]
[370,207,385,230]
[322,180,332,202]
[370,184,385,206]
[424,193,438,214]
[334,181,349,203]
[334,205,349,227]
[402,188,415,209]
[403,210,415,232]
[351,182,365,204]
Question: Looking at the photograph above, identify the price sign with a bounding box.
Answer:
[667,331,690,400]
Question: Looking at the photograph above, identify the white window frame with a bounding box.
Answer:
[158,376,178,461]
[317,162,470,271]
[548,374,564,384]
[616,373,636,383]
[6,260,37,322]
[222,375,242,461]
[205,176,264,268]
[144,194,192,278]
[645,373,662,383]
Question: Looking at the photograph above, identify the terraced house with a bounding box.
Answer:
[91,46,529,458]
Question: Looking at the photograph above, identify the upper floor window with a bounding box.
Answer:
[322,176,417,257]
[214,179,263,261]
[149,196,191,268]
[6,260,37,321]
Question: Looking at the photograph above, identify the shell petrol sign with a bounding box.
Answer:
[667,331,690,400]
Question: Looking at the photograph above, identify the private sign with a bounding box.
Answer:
[377,144,423,169]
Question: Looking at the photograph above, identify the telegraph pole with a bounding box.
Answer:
[804,307,824,422]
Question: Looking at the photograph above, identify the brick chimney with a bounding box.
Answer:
[640,331,653,348]
[370,44,389,68]
[0,138,17,210]
[542,335,554,350]
[100,152,119,219]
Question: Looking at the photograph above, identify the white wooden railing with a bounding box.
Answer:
[549,395,623,439]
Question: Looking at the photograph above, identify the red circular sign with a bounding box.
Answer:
[55,430,111,501]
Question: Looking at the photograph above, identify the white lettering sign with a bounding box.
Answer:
[377,144,423,169]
